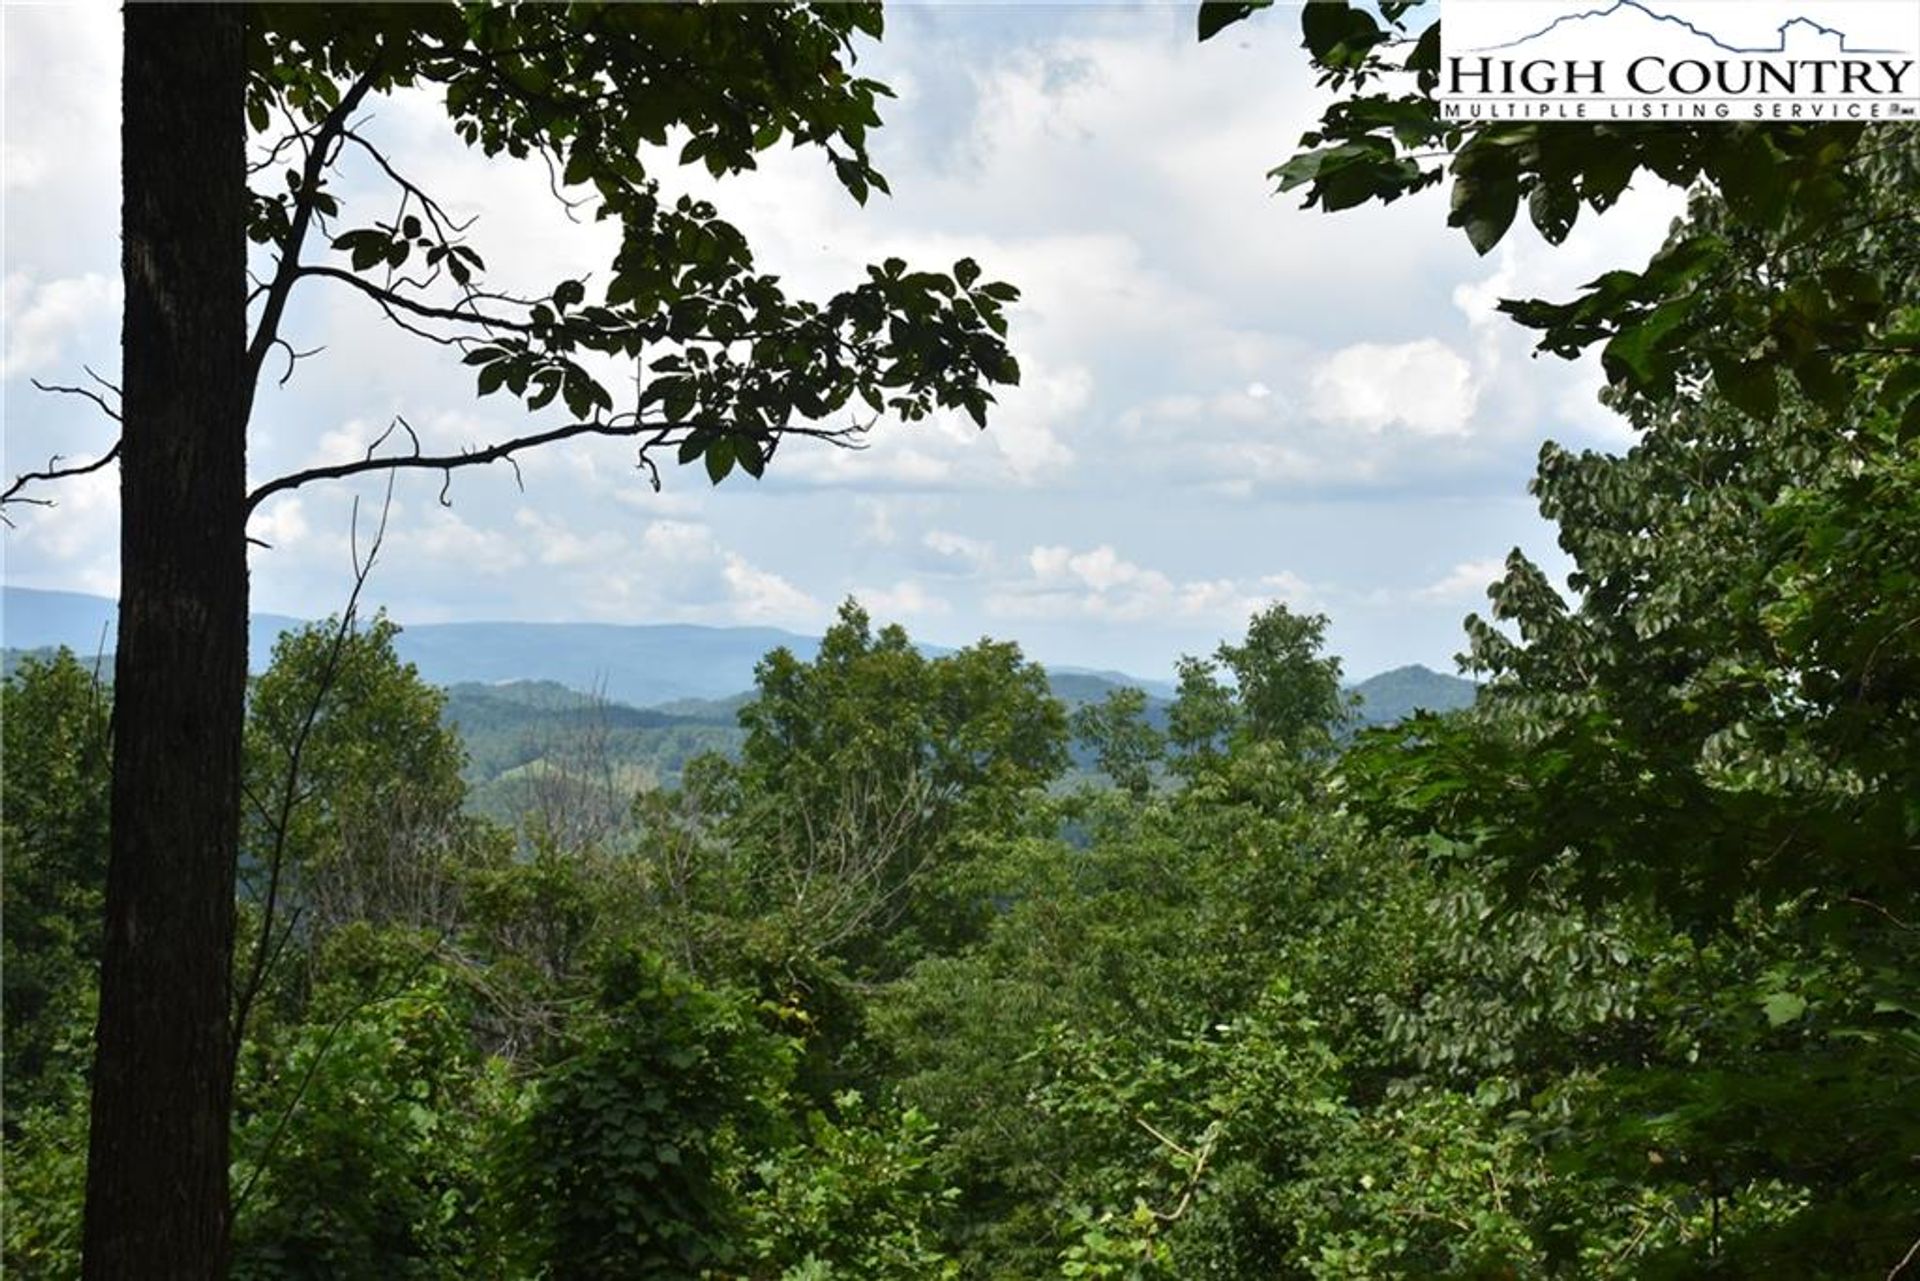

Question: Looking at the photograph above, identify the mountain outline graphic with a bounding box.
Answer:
[1468,0,1906,56]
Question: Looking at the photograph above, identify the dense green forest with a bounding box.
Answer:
[7,4,1920,1277]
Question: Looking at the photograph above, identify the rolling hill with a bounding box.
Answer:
[7,586,1477,809]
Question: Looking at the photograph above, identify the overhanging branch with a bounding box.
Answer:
[244,412,862,513]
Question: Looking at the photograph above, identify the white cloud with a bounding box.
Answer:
[919,528,994,575]
[722,554,821,625]
[988,542,1309,627]
[6,461,115,566]
[1417,558,1506,604]
[513,508,624,568]
[0,8,1700,681]
[412,509,527,573]
[855,579,951,620]
[856,497,899,546]
[778,435,957,488]
[2,272,119,379]
[248,496,310,550]
[635,519,728,590]
[616,518,824,626]
[1309,339,1478,437]
[988,360,1086,482]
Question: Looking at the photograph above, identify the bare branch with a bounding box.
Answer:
[82,364,122,397]
[538,147,592,224]
[27,376,122,423]
[2,366,127,517]
[1890,1231,1920,1280]
[271,337,327,387]
[3,442,121,514]
[339,128,478,240]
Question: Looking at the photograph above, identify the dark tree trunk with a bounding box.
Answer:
[84,6,249,1277]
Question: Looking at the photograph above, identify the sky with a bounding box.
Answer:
[1,3,1686,682]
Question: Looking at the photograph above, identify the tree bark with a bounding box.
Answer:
[83,6,249,1277]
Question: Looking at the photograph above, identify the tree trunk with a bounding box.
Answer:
[84,6,248,1277]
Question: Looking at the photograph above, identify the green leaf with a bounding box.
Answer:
[1761,992,1807,1027]
[527,371,562,411]
[1709,354,1780,422]
[663,379,696,423]
[1197,0,1271,42]
[1301,2,1381,63]
[1450,154,1520,256]
[1600,297,1693,393]
[1527,181,1579,245]
[1790,352,1848,413]
[563,372,594,420]
[705,437,736,484]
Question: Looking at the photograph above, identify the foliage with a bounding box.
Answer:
[735,1092,960,1279]
[11,559,1916,1276]
[11,19,1918,1269]
[0,651,110,1121]
[1168,604,1348,773]
[243,613,472,939]
[498,949,794,1279]
[1325,118,1920,1277]
[1071,687,1165,798]
[1,1066,90,1277]
[686,600,1069,975]
[230,929,505,1279]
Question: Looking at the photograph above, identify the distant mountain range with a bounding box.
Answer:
[4,585,1476,762]
[4,585,824,707]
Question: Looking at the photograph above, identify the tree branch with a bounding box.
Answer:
[339,128,478,241]
[2,443,121,513]
[245,411,859,513]
[292,264,533,338]
[246,66,381,395]
[2,373,123,518]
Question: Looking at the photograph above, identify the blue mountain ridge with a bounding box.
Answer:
[3,585,1473,718]
[3,585,1186,706]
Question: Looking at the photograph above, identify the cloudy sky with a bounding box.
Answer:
[3,3,1685,681]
